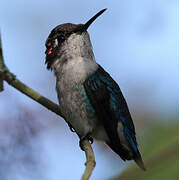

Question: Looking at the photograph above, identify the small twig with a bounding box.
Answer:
[0,35,5,92]
[0,34,96,180]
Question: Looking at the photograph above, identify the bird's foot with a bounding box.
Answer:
[67,123,75,133]
[79,134,93,151]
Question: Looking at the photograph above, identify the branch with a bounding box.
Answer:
[0,34,95,180]
[81,140,96,180]
[0,35,6,92]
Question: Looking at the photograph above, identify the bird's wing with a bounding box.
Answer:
[84,65,145,169]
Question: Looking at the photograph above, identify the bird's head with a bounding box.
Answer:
[45,9,107,70]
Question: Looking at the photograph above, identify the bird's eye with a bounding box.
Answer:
[54,39,58,47]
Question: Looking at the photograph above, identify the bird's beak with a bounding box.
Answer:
[82,8,107,31]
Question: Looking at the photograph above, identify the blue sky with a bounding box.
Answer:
[1,0,179,117]
[0,0,179,179]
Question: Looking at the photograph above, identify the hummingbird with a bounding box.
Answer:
[45,9,145,170]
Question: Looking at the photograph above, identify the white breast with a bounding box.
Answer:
[64,57,98,83]
[54,57,98,86]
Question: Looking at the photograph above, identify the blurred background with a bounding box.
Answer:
[0,0,179,179]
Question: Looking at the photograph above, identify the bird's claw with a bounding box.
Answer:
[79,134,93,151]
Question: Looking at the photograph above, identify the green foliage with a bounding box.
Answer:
[112,123,179,180]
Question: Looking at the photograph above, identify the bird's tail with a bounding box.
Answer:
[134,156,146,171]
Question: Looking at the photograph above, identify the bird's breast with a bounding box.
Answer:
[58,57,98,84]
[56,79,98,137]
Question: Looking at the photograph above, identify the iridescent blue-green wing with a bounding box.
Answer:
[84,65,145,170]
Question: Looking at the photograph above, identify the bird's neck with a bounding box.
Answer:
[62,32,95,60]
[52,32,98,81]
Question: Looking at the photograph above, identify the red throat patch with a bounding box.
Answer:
[47,47,53,55]
[45,42,53,56]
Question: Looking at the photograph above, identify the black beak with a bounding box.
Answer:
[82,8,107,31]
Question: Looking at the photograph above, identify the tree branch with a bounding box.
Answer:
[81,140,96,180]
[0,35,6,92]
[0,35,95,180]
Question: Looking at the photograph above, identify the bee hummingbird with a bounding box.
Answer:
[45,9,145,170]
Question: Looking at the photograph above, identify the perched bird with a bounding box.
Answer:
[45,9,145,170]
